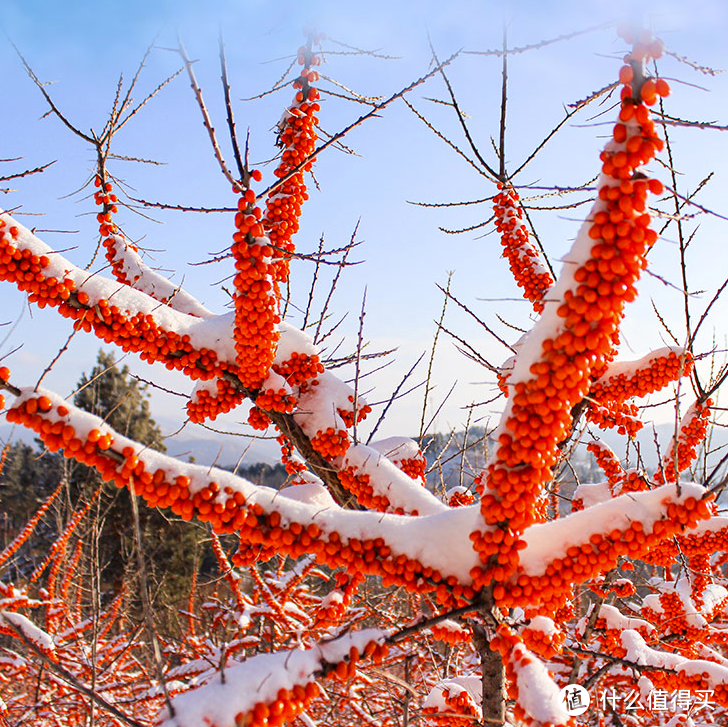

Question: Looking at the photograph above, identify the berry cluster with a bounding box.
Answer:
[95,177,135,286]
[230,44,322,391]
[493,184,554,313]
[520,618,565,660]
[310,427,350,459]
[187,378,245,423]
[423,685,481,727]
[0,365,8,410]
[590,349,693,403]
[336,395,373,428]
[0,215,233,381]
[247,405,272,431]
[7,390,479,608]
[185,349,329,432]
[276,433,307,475]
[255,385,297,413]
[586,440,624,490]
[447,488,476,508]
[231,682,322,727]
[656,399,713,483]
[487,493,712,612]
[589,577,636,599]
[314,572,364,627]
[0,220,76,306]
[231,193,280,389]
[397,456,427,482]
[272,351,324,386]
[470,44,670,589]
[234,541,277,567]
[586,400,642,437]
[337,465,392,511]
[263,44,320,286]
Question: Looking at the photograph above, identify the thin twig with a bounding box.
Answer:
[367,353,426,444]
[176,38,243,192]
[219,31,247,181]
[420,274,451,440]
[1,619,146,727]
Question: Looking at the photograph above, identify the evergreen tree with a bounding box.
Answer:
[0,440,64,577]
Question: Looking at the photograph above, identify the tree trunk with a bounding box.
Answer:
[474,586,506,726]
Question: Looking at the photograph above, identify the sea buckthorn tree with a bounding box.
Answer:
[2,21,728,727]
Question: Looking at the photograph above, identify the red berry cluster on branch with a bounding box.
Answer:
[470,41,670,590]
[591,349,693,403]
[655,399,713,483]
[493,184,554,313]
[187,378,245,423]
[310,427,350,459]
[430,620,472,646]
[487,493,712,612]
[255,385,297,414]
[6,390,476,609]
[314,571,364,627]
[520,617,565,660]
[336,395,373,428]
[447,488,476,508]
[230,43,322,391]
[337,465,396,512]
[587,440,625,490]
[263,44,320,286]
[231,191,280,389]
[0,216,234,382]
[94,176,133,284]
[273,351,324,386]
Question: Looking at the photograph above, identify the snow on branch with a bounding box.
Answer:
[4,385,484,606]
[103,233,214,318]
[158,629,387,727]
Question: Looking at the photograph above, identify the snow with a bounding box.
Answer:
[278,483,338,510]
[0,215,333,395]
[511,644,570,725]
[294,371,355,435]
[158,629,386,727]
[502,182,608,388]
[527,615,557,636]
[573,480,612,509]
[621,628,728,689]
[104,234,214,318]
[598,604,654,634]
[2,212,242,367]
[13,385,482,582]
[594,346,687,387]
[340,444,446,516]
[0,611,55,654]
[518,482,706,576]
[274,323,318,362]
[369,437,422,462]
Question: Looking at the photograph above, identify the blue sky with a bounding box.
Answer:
[2,0,728,458]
